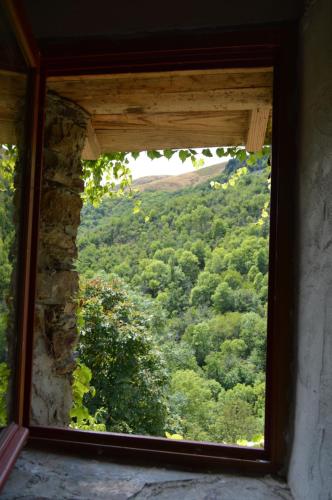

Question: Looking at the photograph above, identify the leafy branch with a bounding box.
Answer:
[82,146,271,205]
[0,145,17,193]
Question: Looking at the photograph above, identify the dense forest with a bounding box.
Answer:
[0,146,270,446]
[75,156,270,446]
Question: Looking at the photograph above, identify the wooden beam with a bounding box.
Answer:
[51,87,272,116]
[246,107,271,152]
[48,70,273,94]
[91,110,249,152]
[48,69,273,154]
[81,120,101,160]
[47,67,273,82]
[48,69,273,116]
[91,110,248,133]
[96,129,245,152]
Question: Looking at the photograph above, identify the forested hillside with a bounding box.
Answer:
[76,158,270,445]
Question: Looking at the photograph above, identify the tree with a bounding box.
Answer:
[234,288,262,314]
[188,239,210,269]
[210,397,261,444]
[160,340,199,373]
[190,271,220,307]
[183,322,215,365]
[221,269,243,289]
[212,282,236,313]
[167,369,222,441]
[154,247,177,265]
[177,250,200,283]
[210,218,226,241]
[78,277,168,435]
[136,258,171,297]
[204,339,257,389]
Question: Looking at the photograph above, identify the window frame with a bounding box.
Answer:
[2,7,297,478]
[0,0,41,490]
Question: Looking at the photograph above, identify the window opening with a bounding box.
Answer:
[74,147,271,447]
[31,68,273,450]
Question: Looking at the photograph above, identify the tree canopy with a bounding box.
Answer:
[75,151,270,445]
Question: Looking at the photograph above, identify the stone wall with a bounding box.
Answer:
[31,92,89,426]
[288,0,332,498]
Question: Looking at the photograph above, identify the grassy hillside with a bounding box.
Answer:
[132,162,226,192]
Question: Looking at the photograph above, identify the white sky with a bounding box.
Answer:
[126,148,229,180]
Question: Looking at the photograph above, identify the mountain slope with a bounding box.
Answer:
[132,162,226,192]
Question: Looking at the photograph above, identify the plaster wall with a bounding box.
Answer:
[288,0,332,498]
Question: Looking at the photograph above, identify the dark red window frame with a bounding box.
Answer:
[0,0,41,490]
[0,0,297,485]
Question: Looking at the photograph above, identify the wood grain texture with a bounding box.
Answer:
[48,69,272,93]
[97,130,245,152]
[53,68,273,157]
[90,110,249,151]
[91,110,248,131]
[82,120,101,160]
[47,67,273,82]
[246,107,271,152]
[49,87,272,115]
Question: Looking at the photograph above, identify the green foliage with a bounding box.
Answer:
[0,145,17,425]
[209,396,261,443]
[82,146,270,205]
[167,369,222,441]
[0,362,9,426]
[76,152,271,445]
[136,258,171,297]
[160,340,199,373]
[70,362,106,431]
[0,140,272,443]
[204,339,257,389]
[212,282,236,313]
[177,250,200,283]
[78,277,168,435]
[190,271,220,307]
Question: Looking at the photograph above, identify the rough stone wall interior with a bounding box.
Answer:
[31,92,89,426]
[288,0,332,498]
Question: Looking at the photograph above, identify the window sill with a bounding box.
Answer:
[2,445,292,499]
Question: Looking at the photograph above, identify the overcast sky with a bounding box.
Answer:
[127,148,228,180]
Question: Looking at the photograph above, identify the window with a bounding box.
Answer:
[0,1,40,488]
[31,65,273,451]
[0,6,295,481]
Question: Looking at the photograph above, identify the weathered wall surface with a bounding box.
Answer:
[23,0,304,40]
[2,448,293,500]
[31,93,88,426]
[288,0,332,498]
